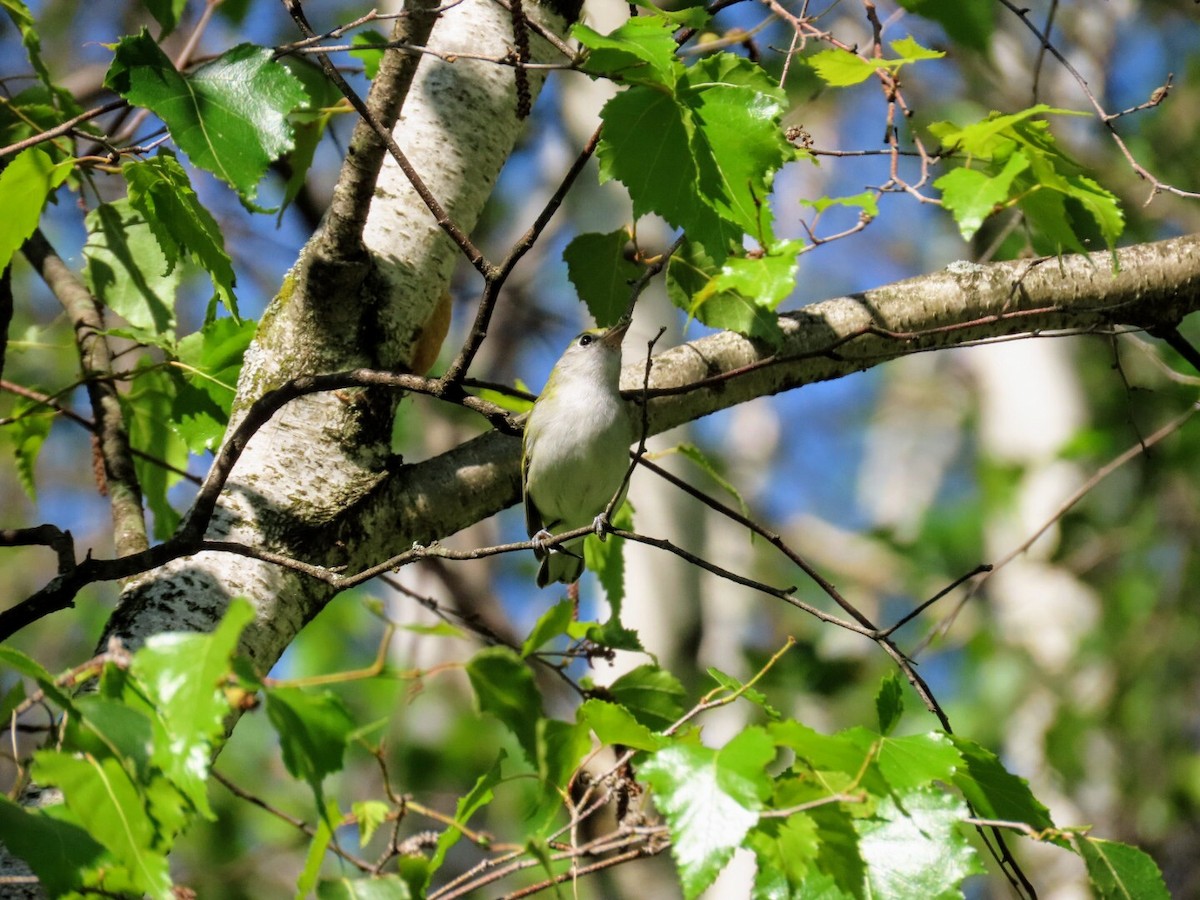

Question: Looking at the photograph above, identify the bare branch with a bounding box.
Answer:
[21,229,148,556]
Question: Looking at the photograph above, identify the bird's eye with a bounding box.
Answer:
[578,333,595,347]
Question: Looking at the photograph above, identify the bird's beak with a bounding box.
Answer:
[601,320,630,349]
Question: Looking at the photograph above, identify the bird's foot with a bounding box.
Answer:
[592,513,610,541]
[531,529,553,556]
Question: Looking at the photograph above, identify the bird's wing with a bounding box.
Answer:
[521,440,544,539]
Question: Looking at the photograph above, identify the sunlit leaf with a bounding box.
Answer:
[521,598,574,657]
[352,800,391,848]
[350,30,389,80]
[106,33,306,200]
[130,598,253,817]
[83,200,178,339]
[642,728,774,898]
[0,146,71,273]
[124,151,238,316]
[579,698,664,751]
[1075,835,1170,900]
[856,788,983,898]
[574,17,682,88]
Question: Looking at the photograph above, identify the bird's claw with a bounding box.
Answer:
[531,529,553,557]
[592,513,609,541]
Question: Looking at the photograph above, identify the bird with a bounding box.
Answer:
[522,321,633,587]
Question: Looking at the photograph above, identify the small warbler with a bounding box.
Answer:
[522,321,633,587]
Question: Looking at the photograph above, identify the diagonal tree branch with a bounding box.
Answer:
[21,229,148,556]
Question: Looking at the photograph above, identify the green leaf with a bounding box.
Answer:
[694,240,803,309]
[0,680,25,724]
[630,0,710,28]
[928,105,1076,157]
[297,799,338,899]
[530,720,595,840]
[594,50,792,256]
[563,229,644,326]
[682,54,791,242]
[521,599,574,657]
[897,0,994,53]
[573,17,683,88]
[4,396,53,501]
[352,800,391,849]
[130,598,253,817]
[265,687,356,793]
[707,666,779,719]
[935,151,1030,240]
[0,87,71,148]
[427,752,505,882]
[642,728,774,898]
[395,856,431,899]
[173,316,256,452]
[32,751,173,897]
[868,731,962,792]
[598,87,708,234]
[1074,836,1170,900]
[538,717,592,794]
[888,36,946,64]
[0,795,107,896]
[106,33,307,200]
[83,200,179,339]
[318,875,413,899]
[808,803,868,896]
[276,58,343,220]
[0,146,71,273]
[746,811,822,897]
[1,0,55,90]
[808,49,879,87]
[667,240,785,346]
[800,191,880,218]
[121,365,189,539]
[671,443,750,517]
[931,107,1123,251]
[350,30,389,80]
[142,0,188,36]
[770,720,890,797]
[584,500,632,614]
[696,288,784,348]
[949,736,1054,829]
[1062,172,1125,248]
[607,664,687,731]
[578,698,664,751]
[581,613,643,651]
[65,696,155,774]
[811,38,944,87]
[465,647,543,764]
[874,673,904,735]
[0,645,76,709]
[857,788,984,898]
[124,151,239,316]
